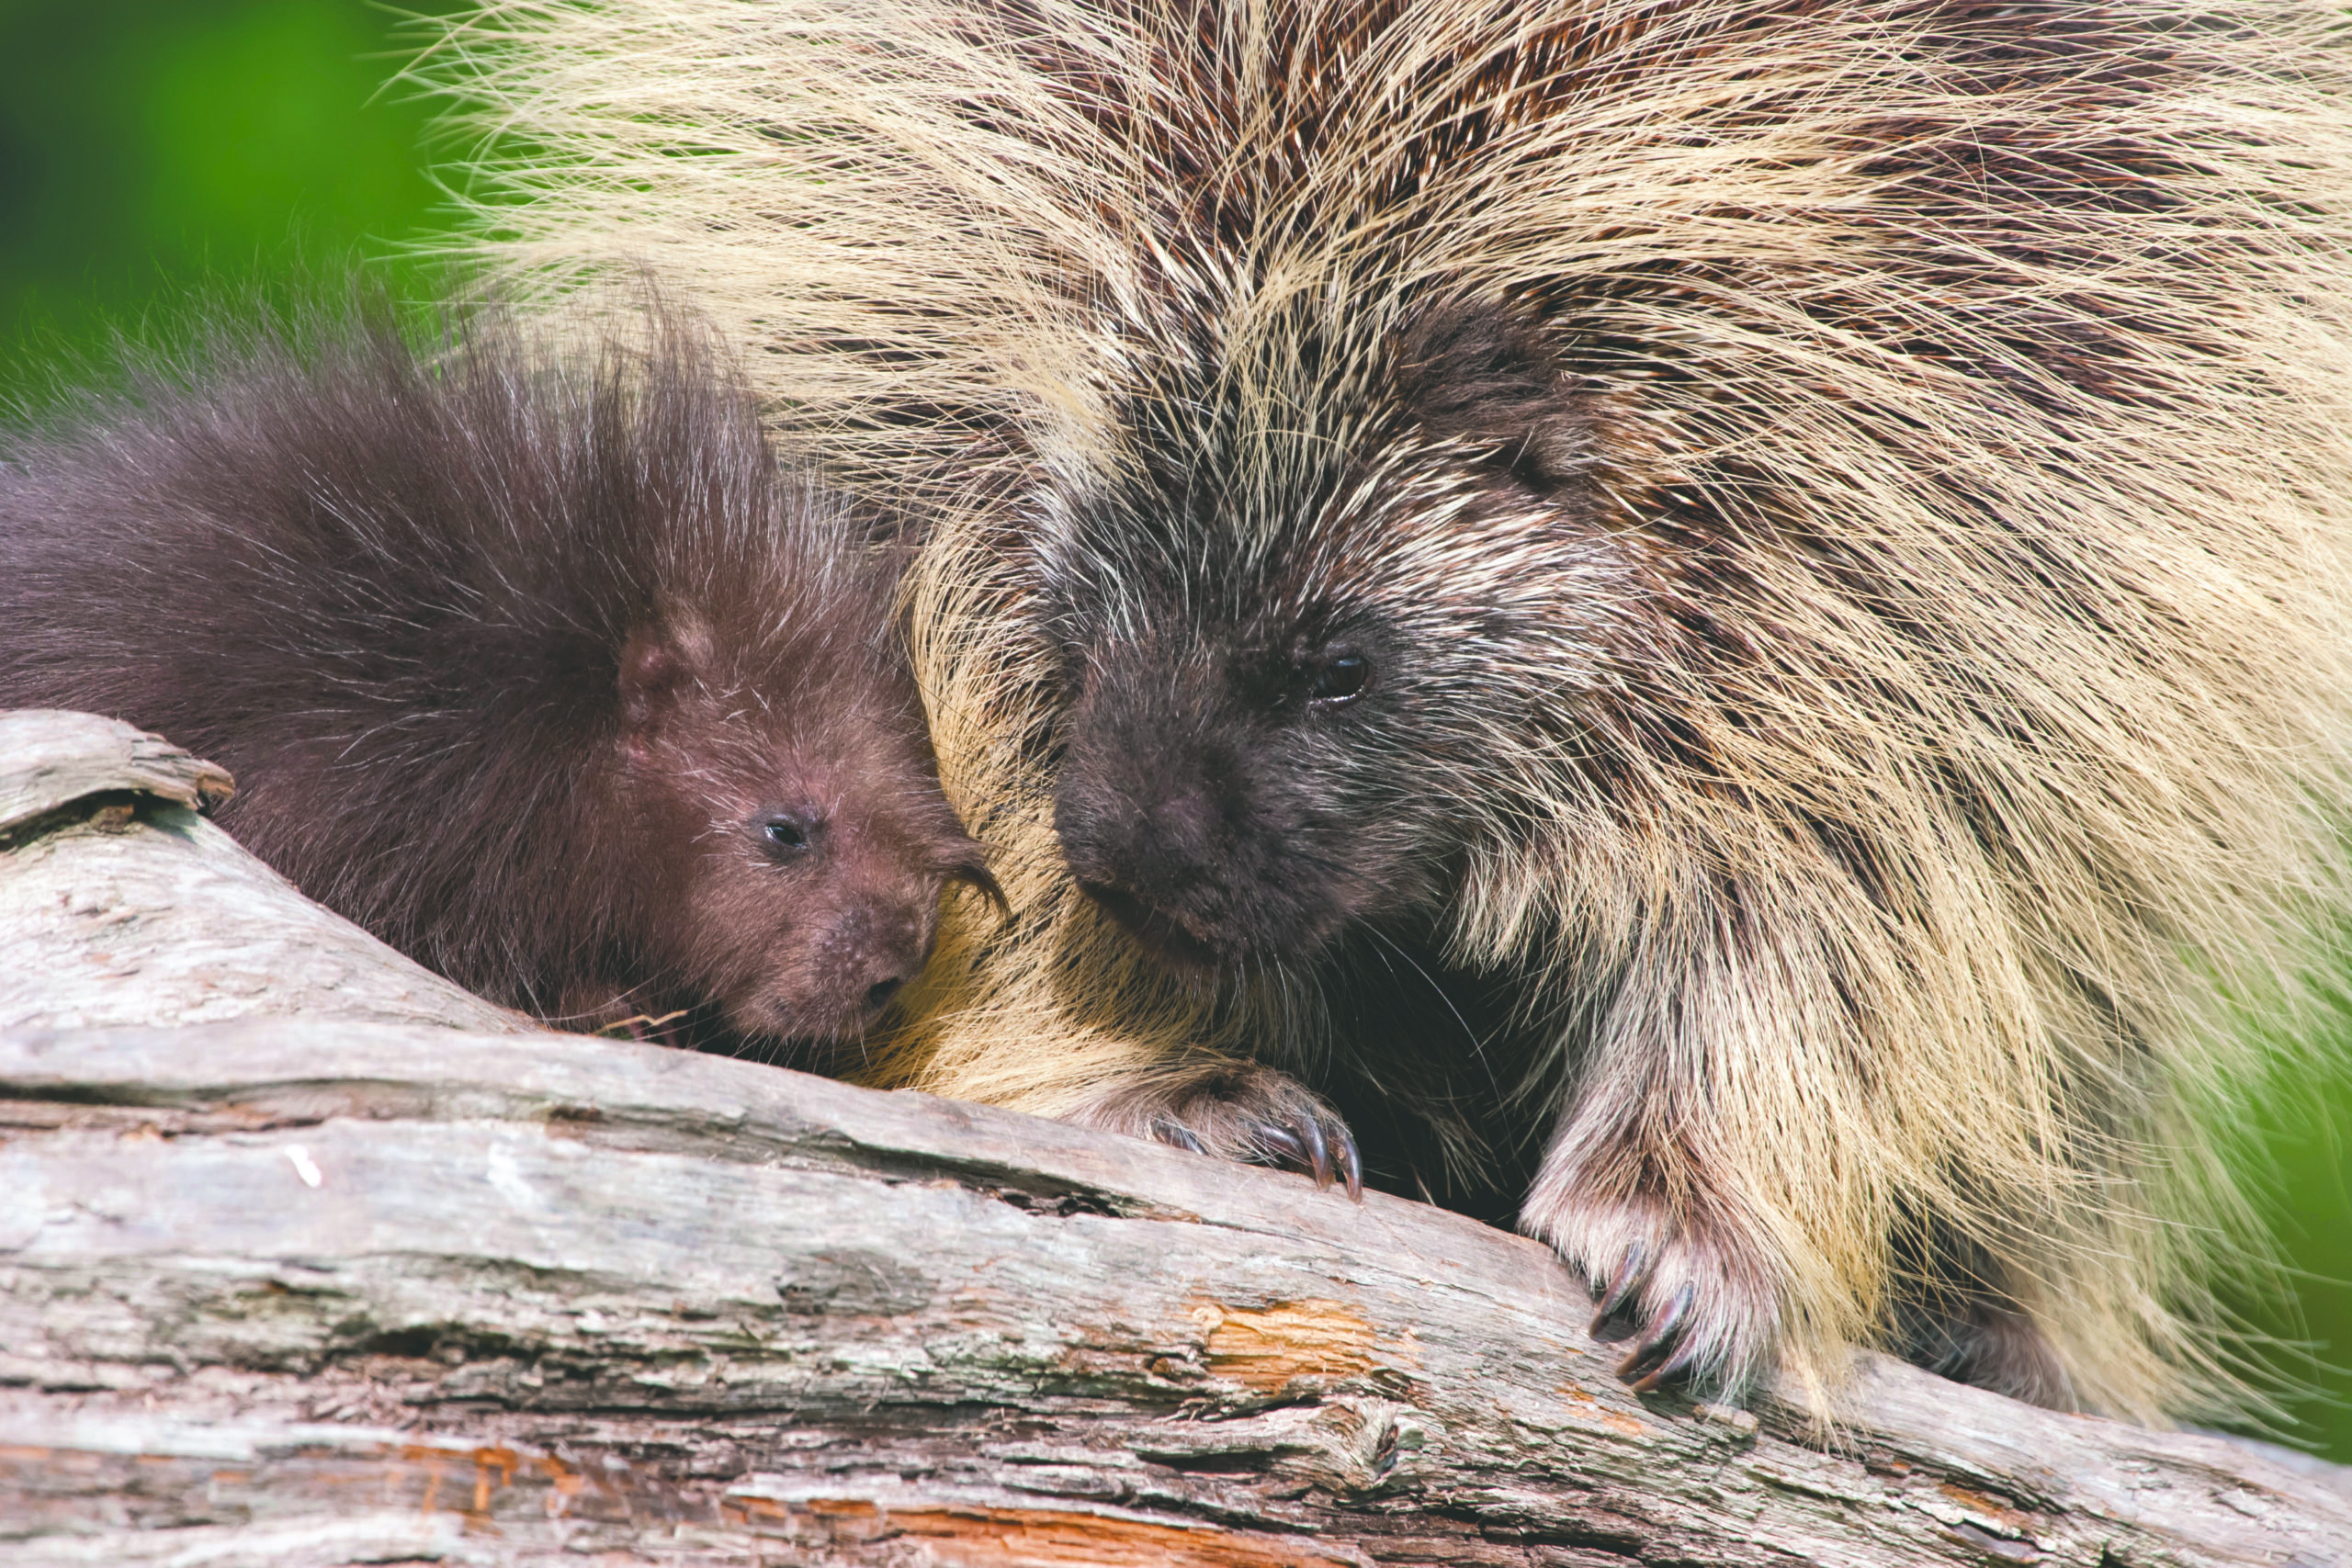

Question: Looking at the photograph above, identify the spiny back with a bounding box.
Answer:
[420,1,2352,497]
[0,298,902,1002]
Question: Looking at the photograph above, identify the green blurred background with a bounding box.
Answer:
[0,0,463,389]
[3,0,2349,1457]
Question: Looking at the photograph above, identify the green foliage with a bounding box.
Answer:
[0,0,462,388]
[2227,993,2352,1459]
[1,0,2347,1461]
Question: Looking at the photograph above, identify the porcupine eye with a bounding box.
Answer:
[1307,652,1371,705]
[758,811,818,859]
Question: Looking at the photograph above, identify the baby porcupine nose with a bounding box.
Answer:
[862,972,906,1015]
[821,906,932,1027]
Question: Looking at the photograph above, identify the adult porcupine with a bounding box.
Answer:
[433,1,2352,1420]
[0,296,994,1053]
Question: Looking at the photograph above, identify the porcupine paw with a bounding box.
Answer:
[1896,1292,2075,1410]
[1069,1063,1363,1199]
[1531,1194,1780,1396]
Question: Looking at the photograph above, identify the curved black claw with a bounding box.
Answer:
[1537,1192,1777,1402]
[1082,1064,1365,1202]
[1246,1104,1363,1201]
[1589,1244,1647,1338]
[1334,1120,1363,1201]
[1619,1283,1698,1393]
[1153,1120,1209,1156]
[1585,1254,1704,1392]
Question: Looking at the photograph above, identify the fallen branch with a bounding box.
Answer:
[0,709,526,1037]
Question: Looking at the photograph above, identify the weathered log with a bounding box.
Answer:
[4,706,2349,1566]
[0,709,526,1037]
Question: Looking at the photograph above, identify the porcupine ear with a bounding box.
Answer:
[1393,299,1600,491]
[617,616,719,762]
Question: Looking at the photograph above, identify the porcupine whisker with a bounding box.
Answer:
[1360,921,1496,1089]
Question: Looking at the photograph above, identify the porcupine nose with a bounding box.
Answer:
[1058,761,1239,968]
[1064,776,1206,898]
[1052,657,1260,966]
[852,934,927,1021]
[821,905,930,1026]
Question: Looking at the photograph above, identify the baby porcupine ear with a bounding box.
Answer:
[1393,299,1600,491]
[618,616,720,760]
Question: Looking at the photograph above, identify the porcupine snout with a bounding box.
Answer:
[807,902,933,1024]
[1056,719,1259,969]
[1052,641,1383,976]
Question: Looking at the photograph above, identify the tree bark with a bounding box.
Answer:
[3,708,2348,1567]
[0,709,529,1038]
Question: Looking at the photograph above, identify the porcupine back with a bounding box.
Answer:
[429,1,2352,1422]
[0,293,974,1044]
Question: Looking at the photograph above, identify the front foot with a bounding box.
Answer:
[1069,1062,1363,1199]
[1895,1292,2075,1410]
[1525,1190,1780,1396]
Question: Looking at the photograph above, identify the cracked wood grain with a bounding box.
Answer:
[0,709,528,1036]
[3,1021,2348,1567]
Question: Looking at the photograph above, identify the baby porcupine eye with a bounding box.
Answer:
[758,809,819,860]
[1306,651,1371,706]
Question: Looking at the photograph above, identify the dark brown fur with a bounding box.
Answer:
[0,298,992,1055]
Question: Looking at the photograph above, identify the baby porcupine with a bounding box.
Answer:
[435,0,2352,1421]
[0,296,994,1055]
